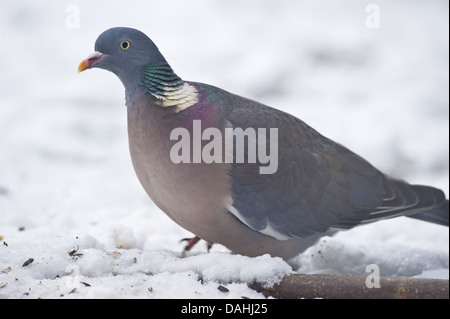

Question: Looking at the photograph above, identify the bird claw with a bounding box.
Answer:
[180,236,201,252]
[180,236,213,257]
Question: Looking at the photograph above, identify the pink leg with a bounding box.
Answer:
[180,236,214,256]
[181,236,201,252]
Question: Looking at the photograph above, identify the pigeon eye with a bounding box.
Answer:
[120,40,130,50]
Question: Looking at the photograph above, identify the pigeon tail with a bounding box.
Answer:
[355,177,448,227]
[407,199,449,226]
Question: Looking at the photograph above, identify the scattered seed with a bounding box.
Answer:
[241,296,250,299]
[217,285,229,293]
[2,267,11,273]
[0,282,7,289]
[68,246,78,256]
[22,258,34,267]
[18,226,25,232]
[69,288,77,294]
[3,242,8,247]
[148,287,153,292]
[81,282,91,287]
[106,251,121,258]
[68,245,83,257]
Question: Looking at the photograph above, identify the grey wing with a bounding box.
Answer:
[224,95,445,240]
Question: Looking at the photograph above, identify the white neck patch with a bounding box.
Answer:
[153,82,199,113]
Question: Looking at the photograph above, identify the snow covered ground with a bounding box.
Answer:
[0,0,448,299]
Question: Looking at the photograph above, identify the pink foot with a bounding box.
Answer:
[180,236,213,256]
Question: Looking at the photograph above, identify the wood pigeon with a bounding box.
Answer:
[78,27,448,260]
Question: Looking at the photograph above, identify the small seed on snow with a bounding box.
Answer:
[217,285,229,293]
[22,258,34,267]
[1,267,11,273]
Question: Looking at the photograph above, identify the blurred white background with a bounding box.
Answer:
[0,0,448,298]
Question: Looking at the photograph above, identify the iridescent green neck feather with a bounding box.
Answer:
[140,62,199,112]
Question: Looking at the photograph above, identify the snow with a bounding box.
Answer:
[0,0,448,299]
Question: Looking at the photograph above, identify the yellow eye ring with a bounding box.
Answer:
[120,40,131,50]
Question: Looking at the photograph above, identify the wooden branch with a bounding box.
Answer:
[250,274,449,299]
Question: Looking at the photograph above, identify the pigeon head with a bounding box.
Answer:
[78,27,167,90]
[79,27,197,111]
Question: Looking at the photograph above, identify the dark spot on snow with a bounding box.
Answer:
[0,186,9,196]
[68,245,83,257]
[22,258,34,267]
[217,285,229,293]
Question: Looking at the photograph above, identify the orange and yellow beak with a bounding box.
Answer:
[78,52,106,73]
